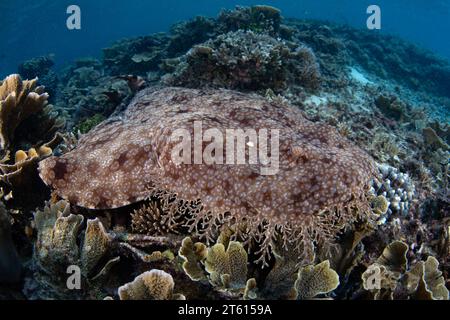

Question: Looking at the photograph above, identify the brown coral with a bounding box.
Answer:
[0,133,62,187]
[131,190,200,236]
[39,87,377,265]
[33,200,119,281]
[294,260,340,299]
[0,74,63,153]
[118,269,185,300]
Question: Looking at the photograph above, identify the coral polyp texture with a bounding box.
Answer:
[39,86,377,264]
[118,269,185,300]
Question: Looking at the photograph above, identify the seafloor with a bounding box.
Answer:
[0,5,448,300]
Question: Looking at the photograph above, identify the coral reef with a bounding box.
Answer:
[17,55,58,99]
[103,34,170,76]
[118,269,185,300]
[1,4,448,301]
[0,74,62,153]
[57,69,132,126]
[164,30,320,92]
[28,200,120,298]
[179,234,340,300]
[361,241,448,300]
[39,87,377,267]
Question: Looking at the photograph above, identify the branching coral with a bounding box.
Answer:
[39,87,377,267]
[118,269,185,300]
[370,164,416,220]
[0,133,62,188]
[164,30,321,92]
[0,74,62,153]
[131,190,201,236]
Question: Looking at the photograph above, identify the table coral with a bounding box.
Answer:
[39,87,377,266]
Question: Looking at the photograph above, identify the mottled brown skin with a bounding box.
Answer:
[39,87,376,256]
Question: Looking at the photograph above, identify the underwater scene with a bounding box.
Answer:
[0,1,449,303]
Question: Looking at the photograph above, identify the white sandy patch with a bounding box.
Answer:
[304,95,328,106]
[349,67,373,85]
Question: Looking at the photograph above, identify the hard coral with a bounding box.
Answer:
[0,75,49,152]
[362,241,449,300]
[217,5,282,35]
[295,260,340,299]
[118,269,185,300]
[33,200,119,284]
[0,74,64,164]
[164,30,321,92]
[39,87,377,266]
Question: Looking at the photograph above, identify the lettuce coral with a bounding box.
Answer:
[118,269,185,300]
[39,87,377,266]
[33,200,119,283]
[362,241,449,300]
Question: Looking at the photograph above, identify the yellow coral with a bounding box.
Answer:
[204,241,248,290]
[118,269,185,300]
[406,256,449,300]
[371,195,389,216]
[81,218,113,277]
[294,260,340,299]
[178,237,208,281]
[0,74,50,151]
[0,133,61,186]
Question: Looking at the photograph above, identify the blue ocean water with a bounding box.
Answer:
[0,0,449,77]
